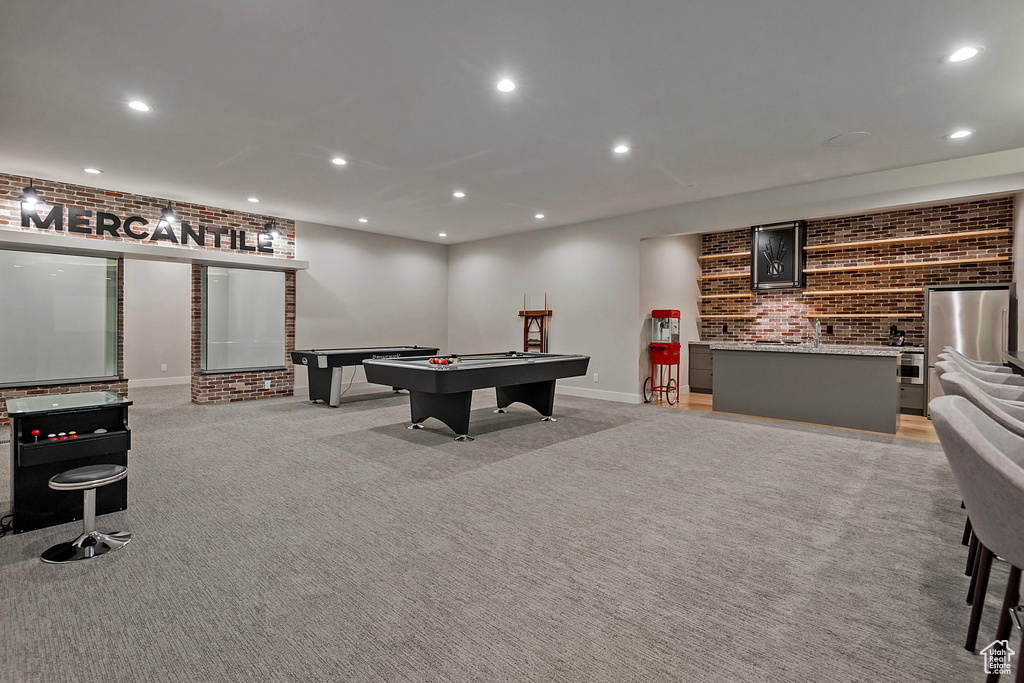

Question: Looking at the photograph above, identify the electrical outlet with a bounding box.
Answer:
[160,364,167,372]
[722,324,728,333]
[826,324,833,334]
[593,372,599,382]
[264,380,271,389]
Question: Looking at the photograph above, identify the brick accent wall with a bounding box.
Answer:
[0,173,296,259]
[190,266,296,404]
[0,172,299,418]
[699,196,1015,346]
[0,258,127,424]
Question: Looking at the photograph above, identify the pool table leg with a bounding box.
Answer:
[408,389,474,439]
[495,380,557,419]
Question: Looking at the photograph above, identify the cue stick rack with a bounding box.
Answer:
[519,293,552,353]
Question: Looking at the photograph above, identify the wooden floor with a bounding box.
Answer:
[649,391,939,443]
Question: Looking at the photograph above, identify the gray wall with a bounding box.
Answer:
[294,220,448,386]
[123,259,191,386]
[639,234,702,390]
[447,223,641,403]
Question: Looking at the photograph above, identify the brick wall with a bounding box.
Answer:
[0,173,296,259]
[189,266,296,404]
[698,196,1015,345]
[0,172,299,417]
[0,258,127,424]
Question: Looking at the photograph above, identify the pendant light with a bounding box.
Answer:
[158,201,177,226]
[18,179,42,205]
[263,218,282,238]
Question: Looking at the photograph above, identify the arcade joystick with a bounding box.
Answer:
[31,429,40,442]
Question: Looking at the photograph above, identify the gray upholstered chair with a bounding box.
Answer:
[938,373,1024,439]
[937,372,1024,611]
[937,354,1024,385]
[943,346,1012,373]
[936,361,1024,397]
[931,395,1024,673]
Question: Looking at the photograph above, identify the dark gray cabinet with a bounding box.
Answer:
[899,384,925,415]
[688,344,713,393]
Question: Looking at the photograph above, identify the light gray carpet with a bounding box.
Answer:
[0,385,1009,681]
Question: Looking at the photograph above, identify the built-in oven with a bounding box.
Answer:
[897,351,925,385]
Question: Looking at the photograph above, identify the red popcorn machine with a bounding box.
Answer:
[645,309,680,404]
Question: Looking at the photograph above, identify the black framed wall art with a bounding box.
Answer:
[750,220,806,290]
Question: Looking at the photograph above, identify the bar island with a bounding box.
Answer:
[710,343,906,434]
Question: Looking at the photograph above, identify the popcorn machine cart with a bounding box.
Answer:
[644,309,680,404]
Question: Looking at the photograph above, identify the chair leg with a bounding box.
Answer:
[970,541,983,604]
[988,565,1022,683]
[963,516,973,546]
[967,545,994,652]
[969,532,979,576]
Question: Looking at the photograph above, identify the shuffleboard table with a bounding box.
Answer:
[291,346,439,406]
[362,351,590,441]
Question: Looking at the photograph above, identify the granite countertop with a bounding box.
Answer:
[703,342,923,357]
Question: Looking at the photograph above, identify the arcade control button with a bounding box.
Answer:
[94,428,108,434]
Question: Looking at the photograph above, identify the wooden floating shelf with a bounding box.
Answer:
[804,288,923,296]
[698,293,755,300]
[699,314,758,319]
[804,255,1010,274]
[698,251,749,261]
[801,314,923,319]
[698,272,749,280]
[804,228,1010,252]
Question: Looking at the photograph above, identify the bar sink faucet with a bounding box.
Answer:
[813,318,821,348]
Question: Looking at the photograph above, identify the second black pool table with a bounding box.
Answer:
[362,351,590,441]
[291,345,439,406]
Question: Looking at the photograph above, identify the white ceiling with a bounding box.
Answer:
[1,1,1022,244]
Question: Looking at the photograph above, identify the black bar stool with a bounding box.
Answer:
[41,464,132,564]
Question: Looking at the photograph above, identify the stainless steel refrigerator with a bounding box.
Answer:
[925,283,1016,416]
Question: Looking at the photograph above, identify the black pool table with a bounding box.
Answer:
[291,346,439,406]
[362,351,590,441]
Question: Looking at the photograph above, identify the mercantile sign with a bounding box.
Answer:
[20,203,276,254]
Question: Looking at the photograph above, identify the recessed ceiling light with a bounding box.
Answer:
[83,168,103,174]
[127,100,151,112]
[535,213,545,219]
[947,129,974,139]
[948,47,982,63]
[613,144,630,154]
[439,233,447,237]
[826,131,872,147]
[496,78,516,93]
[453,191,466,198]
[358,218,368,223]
[247,197,260,203]
[331,157,347,166]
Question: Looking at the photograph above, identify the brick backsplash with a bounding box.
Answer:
[698,196,1015,346]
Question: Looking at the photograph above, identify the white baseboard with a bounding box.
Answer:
[556,385,642,404]
[680,384,691,393]
[128,375,190,389]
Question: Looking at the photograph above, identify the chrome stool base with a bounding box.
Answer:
[42,531,132,564]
